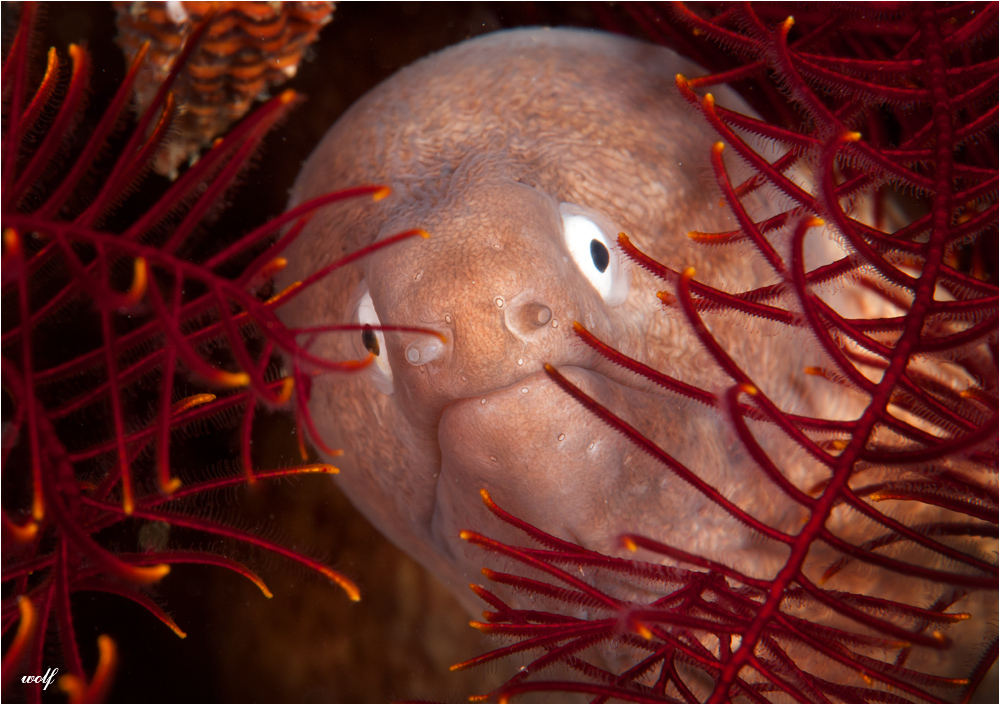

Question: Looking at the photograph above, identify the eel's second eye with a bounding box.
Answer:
[355,287,393,392]
[361,325,380,356]
[559,203,628,305]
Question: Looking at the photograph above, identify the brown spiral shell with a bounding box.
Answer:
[114,1,335,178]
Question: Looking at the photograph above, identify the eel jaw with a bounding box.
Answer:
[429,365,644,581]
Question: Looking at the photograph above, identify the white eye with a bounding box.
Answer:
[559,203,628,305]
[355,286,393,394]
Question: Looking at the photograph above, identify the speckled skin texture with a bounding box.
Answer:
[278,28,846,614]
[277,29,994,691]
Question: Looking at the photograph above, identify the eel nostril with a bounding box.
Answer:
[499,300,554,340]
[405,336,446,366]
[522,302,552,328]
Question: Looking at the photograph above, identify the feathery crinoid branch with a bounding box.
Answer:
[1,6,418,700]
[457,3,997,702]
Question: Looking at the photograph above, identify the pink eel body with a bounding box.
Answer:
[278,28,994,694]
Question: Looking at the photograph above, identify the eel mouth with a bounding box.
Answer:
[436,364,616,443]
[430,364,649,563]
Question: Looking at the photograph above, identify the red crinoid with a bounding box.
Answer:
[455,3,998,703]
[1,5,426,701]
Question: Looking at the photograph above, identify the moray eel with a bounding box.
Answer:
[278,27,830,609]
[277,34,992,689]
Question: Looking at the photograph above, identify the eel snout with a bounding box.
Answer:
[360,178,624,420]
[279,27,764,609]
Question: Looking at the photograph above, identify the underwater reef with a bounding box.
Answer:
[2,2,996,703]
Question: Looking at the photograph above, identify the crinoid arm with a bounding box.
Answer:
[459,4,997,703]
[1,6,430,700]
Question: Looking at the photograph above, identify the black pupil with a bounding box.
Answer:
[590,239,610,273]
[362,325,380,356]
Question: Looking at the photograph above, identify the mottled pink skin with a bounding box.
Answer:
[277,33,991,688]
[279,28,829,609]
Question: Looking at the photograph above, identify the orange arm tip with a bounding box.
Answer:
[215,370,251,388]
[60,635,118,703]
[43,46,59,72]
[132,563,171,582]
[158,477,183,495]
[266,280,302,305]
[3,228,21,255]
[274,376,295,404]
[171,393,217,415]
[0,598,35,680]
[59,675,85,702]
[165,617,188,639]
[339,353,375,371]
[633,621,653,640]
[31,492,45,521]
[321,569,361,601]
[92,634,118,697]
[312,463,341,473]
[373,186,391,201]
[258,256,288,278]
[4,515,38,542]
[123,257,148,304]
